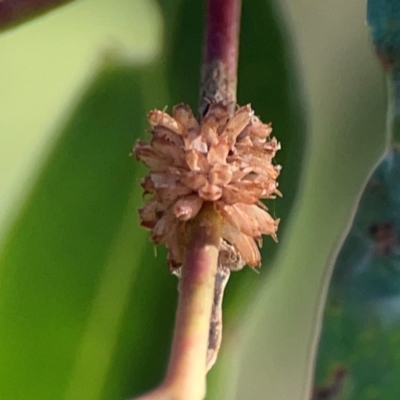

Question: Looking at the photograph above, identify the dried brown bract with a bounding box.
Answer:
[134,102,281,270]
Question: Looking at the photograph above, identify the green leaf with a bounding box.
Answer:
[0,64,154,400]
[0,0,161,231]
[226,1,387,399]
[0,1,179,398]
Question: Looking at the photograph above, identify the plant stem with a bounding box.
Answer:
[134,0,242,398]
[200,0,242,373]
[0,0,72,30]
[165,205,222,399]
[133,205,221,400]
[199,0,242,116]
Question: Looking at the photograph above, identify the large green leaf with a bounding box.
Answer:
[228,1,387,399]
[0,0,179,398]
[0,64,167,400]
[0,1,184,398]
[0,0,161,232]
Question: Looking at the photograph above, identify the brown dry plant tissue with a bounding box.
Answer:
[135,103,280,269]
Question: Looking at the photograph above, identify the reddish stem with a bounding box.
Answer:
[199,0,242,116]
[133,2,242,398]
[133,205,221,400]
[0,0,72,30]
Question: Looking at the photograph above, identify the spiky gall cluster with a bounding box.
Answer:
[134,103,281,270]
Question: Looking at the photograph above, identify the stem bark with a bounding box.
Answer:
[0,0,72,29]
[199,0,242,116]
[133,205,221,400]
[133,0,242,397]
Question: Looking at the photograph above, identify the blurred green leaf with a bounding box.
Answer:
[0,63,175,400]
[0,0,161,230]
[225,1,387,399]
[0,0,181,398]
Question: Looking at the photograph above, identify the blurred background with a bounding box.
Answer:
[0,0,387,399]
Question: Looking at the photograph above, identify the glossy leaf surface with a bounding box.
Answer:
[311,2,400,398]
[312,150,400,399]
